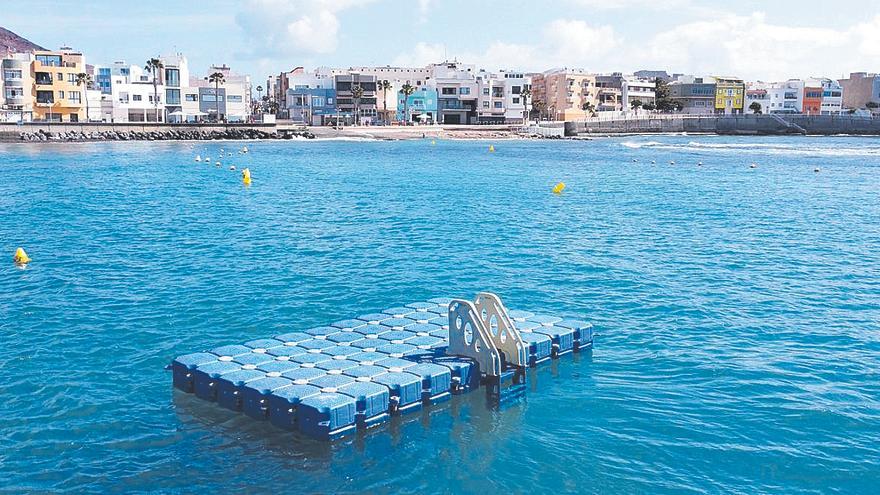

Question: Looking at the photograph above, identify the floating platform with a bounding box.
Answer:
[170,294,592,440]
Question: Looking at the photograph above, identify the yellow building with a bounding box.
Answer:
[530,68,597,121]
[714,76,745,115]
[32,49,86,122]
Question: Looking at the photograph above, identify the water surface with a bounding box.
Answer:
[1,136,879,493]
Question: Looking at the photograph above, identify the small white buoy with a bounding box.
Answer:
[750,163,757,169]
[229,165,236,171]
[669,160,675,165]
[215,161,221,167]
[195,155,202,162]
[205,157,211,163]
[698,161,703,166]
[632,158,638,163]
[242,146,249,153]
[651,160,656,164]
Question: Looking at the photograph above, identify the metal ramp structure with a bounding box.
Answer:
[170,294,593,440]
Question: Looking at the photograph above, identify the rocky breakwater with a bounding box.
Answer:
[17,127,316,142]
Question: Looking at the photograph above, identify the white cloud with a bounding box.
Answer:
[393,19,619,71]
[417,0,435,24]
[568,0,690,9]
[630,12,880,80]
[236,0,374,57]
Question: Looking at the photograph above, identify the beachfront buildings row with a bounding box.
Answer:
[0,48,252,123]
[272,61,533,125]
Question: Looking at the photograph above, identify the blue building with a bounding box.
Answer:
[396,86,438,123]
[287,88,336,125]
[95,67,112,94]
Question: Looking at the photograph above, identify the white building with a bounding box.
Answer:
[808,77,843,115]
[765,80,804,114]
[1,52,35,122]
[432,61,479,124]
[474,69,531,124]
[109,63,166,122]
[191,64,251,122]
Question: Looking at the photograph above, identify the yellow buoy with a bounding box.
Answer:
[489,145,495,152]
[13,247,31,265]
[242,168,252,186]
[552,182,566,194]
[431,140,436,146]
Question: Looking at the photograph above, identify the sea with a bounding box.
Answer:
[1,136,878,493]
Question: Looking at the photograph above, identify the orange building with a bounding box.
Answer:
[802,86,822,115]
[32,48,86,122]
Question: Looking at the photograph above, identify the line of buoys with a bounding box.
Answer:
[552,182,566,194]
[242,168,252,186]
[489,144,495,152]
[13,247,30,265]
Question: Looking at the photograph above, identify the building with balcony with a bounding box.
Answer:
[838,72,880,112]
[32,48,87,122]
[714,76,745,115]
[345,65,432,123]
[1,52,34,122]
[397,85,438,123]
[529,68,596,121]
[432,61,478,124]
[745,86,769,114]
[810,78,843,115]
[668,76,716,115]
[192,64,252,122]
[334,73,377,124]
[108,61,165,122]
[287,88,336,125]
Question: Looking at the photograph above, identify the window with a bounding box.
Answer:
[68,73,77,83]
[512,85,521,94]
[164,68,180,87]
[3,69,22,80]
[35,72,52,85]
[483,101,489,108]
[36,90,54,103]
[513,97,520,104]
[202,94,223,102]
[57,72,63,81]
[327,97,333,104]
[227,95,242,103]
[133,94,142,101]
[58,91,65,99]
[311,96,323,107]
[459,87,470,95]
[5,87,24,98]
[482,88,490,95]
[36,54,62,66]
[442,87,456,95]
[494,101,503,108]
[69,91,81,103]
[185,94,198,102]
[165,89,181,105]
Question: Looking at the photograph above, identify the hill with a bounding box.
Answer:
[0,26,45,54]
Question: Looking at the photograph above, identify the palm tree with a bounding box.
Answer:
[400,83,415,124]
[207,72,225,122]
[256,85,263,110]
[532,99,547,121]
[75,72,92,122]
[630,99,643,112]
[351,84,364,126]
[144,57,164,122]
[520,87,531,124]
[379,79,392,123]
[581,101,596,117]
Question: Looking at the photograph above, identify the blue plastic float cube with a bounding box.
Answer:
[232,352,276,367]
[331,319,366,331]
[339,381,390,428]
[273,332,312,345]
[257,360,300,374]
[405,301,437,310]
[282,367,326,383]
[297,393,358,439]
[557,319,593,349]
[344,364,387,380]
[217,368,266,411]
[317,359,359,372]
[356,313,390,324]
[382,307,415,317]
[406,362,452,403]
[243,338,284,351]
[193,360,241,401]
[242,375,293,420]
[532,325,575,357]
[209,344,252,358]
[310,373,355,391]
[432,356,479,393]
[305,326,340,337]
[267,384,322,431]
[326,332,363,344]
[372,371,422,413]
[519,332,553,366]
[171,352,217,392]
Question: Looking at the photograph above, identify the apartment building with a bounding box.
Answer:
[813,78,843,115]
[397,85,438,123]
[346,65,432,123]
[668,76,716,115]
[714,76,745,115]
[192,64,252,122]
[595,73,656,112]
[838,72,879,111]
[1,52,34,122]
[109,62,165,122]
[32,48,87,122]
[474,70,530,124]
[432,61,478,124]
[334,73,377,124]
[530,68,596,121]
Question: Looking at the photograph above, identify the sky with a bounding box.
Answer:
[3,0,880,83]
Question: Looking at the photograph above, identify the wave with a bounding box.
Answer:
[620,140,880,157]
[621,141,663,149]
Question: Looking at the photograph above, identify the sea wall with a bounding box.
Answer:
[0,122,315,142]
[574,115,880,135]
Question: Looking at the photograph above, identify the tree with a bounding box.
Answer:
[400,83,415,124]
[75,72,92,122]
[642,102,656,111]
[351,84,364,125]
[144,58,164,122]
[255,85,263,110]
[520,87,531,124]
[654,77,669,100]
[630,99,643,111]
[207,72,225,122]
[532,99,547,120]
[673,100,685,112]
[749,101,763,114]
[379,79,392,123]
[866,101,879,109]
[581,101,596,117]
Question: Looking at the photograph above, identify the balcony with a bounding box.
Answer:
[35,73,53,85]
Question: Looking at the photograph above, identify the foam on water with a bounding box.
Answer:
[1,136,879,493]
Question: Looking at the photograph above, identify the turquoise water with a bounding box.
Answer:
[2,136,879,493]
